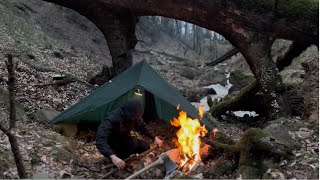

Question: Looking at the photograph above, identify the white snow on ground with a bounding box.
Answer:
[192,72,258,117]
[232,111,259,117]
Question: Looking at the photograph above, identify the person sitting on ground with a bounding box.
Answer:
[96,99,164,170]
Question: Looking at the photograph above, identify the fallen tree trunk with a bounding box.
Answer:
[42,0,318,119]
[41,0,318,45]
[210,81,267,118]
[205,48,239,66]
[34,76,76,87]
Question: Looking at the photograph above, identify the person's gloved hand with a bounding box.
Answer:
[110,154,126,170]
[154,136,164,147]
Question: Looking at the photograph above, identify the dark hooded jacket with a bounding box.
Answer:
[95,100,155,158]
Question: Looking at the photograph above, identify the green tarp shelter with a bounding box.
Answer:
[49,60,214,130]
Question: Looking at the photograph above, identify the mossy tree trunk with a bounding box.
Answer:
[228,33,291,119]
[210,81,267,118]
[210,39,308,119]
[204,128,293,179]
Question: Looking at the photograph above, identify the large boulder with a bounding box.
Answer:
[263,117,302,144]
[263,121,294,144]
[237,128,293,179]
[33,109,77,137]
[228,70,254,94]
[34,108,60,124]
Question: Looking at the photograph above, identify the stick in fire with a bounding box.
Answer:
[170,104,208,173]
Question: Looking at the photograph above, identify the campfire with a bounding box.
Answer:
[120,104,215,179]
[170,104,208,174]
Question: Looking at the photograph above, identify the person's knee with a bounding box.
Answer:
[136,140,150,153]
[142,141,150,151]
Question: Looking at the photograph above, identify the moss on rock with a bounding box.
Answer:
[205,113,221,129]
[215,131,236,145]
[236,128,293,179]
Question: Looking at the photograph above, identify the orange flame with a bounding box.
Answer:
[199,104,204,119]
[171,104,207,173]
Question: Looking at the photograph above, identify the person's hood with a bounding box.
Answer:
[121,100,143,122]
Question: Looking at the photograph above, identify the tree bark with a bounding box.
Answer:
[41,0,318,46]
[91,10,137,76]
[0,124,27,178]
[228,33,291,119]
[5,54,16,130]
[0,54,27,179]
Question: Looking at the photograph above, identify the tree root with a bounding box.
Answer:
[209,42,311,119]
[209,81,266,118]
[204,128,293,179]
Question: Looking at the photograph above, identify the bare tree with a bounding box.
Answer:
[6,54,17,129]
[0,54,27,179]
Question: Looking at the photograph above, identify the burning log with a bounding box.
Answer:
[164,170,204,179]
[125,149,180,179]
[170,104,208,174]
[100,146,159,179]
[125,104,209,179]
[121,106,293,179]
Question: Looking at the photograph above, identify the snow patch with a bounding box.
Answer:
[192,72,258,117]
